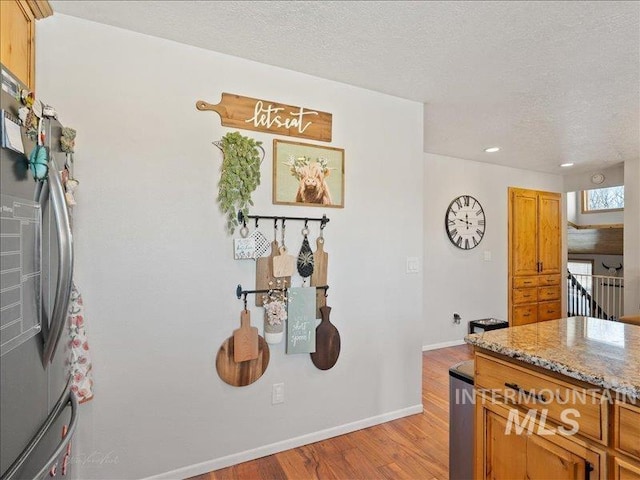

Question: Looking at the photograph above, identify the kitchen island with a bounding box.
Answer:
[465,317,640,480]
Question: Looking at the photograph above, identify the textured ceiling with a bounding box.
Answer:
[50,1,640,174]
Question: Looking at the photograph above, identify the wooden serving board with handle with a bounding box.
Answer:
[216,335,270,387]
[310,306,340,370]
[273,246,296,278]
[255,241,290,306]
[233,310,258,362]
[195,93,332,142]
[310,237,328,317]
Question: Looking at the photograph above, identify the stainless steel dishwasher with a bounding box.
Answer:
[449,360,474,480]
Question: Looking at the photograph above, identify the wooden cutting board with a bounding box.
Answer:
[310,237,328,317]
[233,310,258,362]
[216,335,270,387]
[255,241,290,306]
[310,306,340,370]
[273,247,296,278]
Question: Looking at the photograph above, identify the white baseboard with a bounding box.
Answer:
[144,404,424,480]
[422,339,466,351]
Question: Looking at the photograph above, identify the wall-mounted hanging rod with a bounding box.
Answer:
[237,211,329,228]
[236,284,329,300]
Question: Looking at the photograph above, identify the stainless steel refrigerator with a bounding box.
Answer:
[1,67,78,480]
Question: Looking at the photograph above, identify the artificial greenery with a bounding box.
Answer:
[217,131,262,234]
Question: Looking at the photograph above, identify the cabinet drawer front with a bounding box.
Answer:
[613,456,640,480]
[538,286,560,301]
[513,276,539,288]
[475,353,606,442]
[513,287,538,304]
[540,274,561,286]
[538,301,562,322]
[615,401,640,461]
[512,305,538,325]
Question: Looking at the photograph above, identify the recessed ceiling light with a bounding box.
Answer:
[560,163,574,167]
[484,147,500,153]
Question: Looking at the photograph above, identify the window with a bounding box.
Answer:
[568,260,593,277]
[568,259,593,297]
[582,186,624,213]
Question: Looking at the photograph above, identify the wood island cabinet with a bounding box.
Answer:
[508,187,562,326]
[0,0,52,90]
[482,405,602,479]
[475,351,640,480]
[613,400,640,480]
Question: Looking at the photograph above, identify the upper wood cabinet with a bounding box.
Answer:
[508,187,562,326]
[538,191,562,274]
[0,0,53,90]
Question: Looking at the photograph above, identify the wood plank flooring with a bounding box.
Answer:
[189,344,473,480]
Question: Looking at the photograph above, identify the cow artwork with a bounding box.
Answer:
[273,139,344,208]
[293,161,333,205]
[283,155,335,205]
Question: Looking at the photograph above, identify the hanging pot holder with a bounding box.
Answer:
[250,229,270,258]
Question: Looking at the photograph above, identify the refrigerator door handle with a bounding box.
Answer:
[0,378,79,480]
[32,392,79,480]
[41,157,74,366]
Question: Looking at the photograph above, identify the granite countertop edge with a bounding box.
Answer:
[465,333,640,402]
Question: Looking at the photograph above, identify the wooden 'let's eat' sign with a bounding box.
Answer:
[196,93,332,142]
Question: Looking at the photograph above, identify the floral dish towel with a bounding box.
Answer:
[67,282,94,403]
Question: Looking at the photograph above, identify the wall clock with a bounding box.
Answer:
[445,195,486,250]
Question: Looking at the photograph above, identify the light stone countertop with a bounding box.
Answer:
[465,317,640,401]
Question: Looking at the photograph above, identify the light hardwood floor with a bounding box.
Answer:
[189,344,473,480]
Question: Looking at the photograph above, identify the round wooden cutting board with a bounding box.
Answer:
[216,335,270,387]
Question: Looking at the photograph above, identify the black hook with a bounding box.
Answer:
[255,217,259,228]
[304,218,309,229]
[243,293,248,310]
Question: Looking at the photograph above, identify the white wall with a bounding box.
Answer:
[564,163,625,226]
[568,254,625,276]
[422,154,563,348]
[624,159,640,314]
[566,191,624,225]
[37,15,424,479]
[563,163,624,192]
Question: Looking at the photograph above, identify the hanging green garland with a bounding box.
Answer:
[217,131,263,234]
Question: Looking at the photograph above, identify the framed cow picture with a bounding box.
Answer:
[273,139,344,208]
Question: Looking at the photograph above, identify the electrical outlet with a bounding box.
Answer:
[453,313,462,324]
[272,383,285,404]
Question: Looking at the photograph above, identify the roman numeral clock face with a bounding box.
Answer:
[445,195,486,250]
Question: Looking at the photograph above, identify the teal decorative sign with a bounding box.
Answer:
[286,287,316,354]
